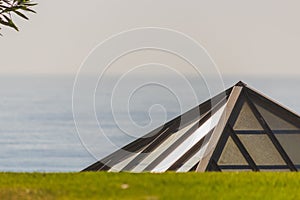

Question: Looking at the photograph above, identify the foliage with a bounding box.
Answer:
[0,172,300,199]
[0,0,36,35]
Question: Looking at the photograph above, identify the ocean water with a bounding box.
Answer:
[0,75,299,172]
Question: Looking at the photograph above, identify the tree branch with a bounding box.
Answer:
[0,0,37,35]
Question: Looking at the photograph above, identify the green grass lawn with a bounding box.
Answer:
[0,172,300,200]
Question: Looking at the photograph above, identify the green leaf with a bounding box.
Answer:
[13,10,28,20]
[0,0,37,35]
[0,19,19,31]
[20,6,36,13]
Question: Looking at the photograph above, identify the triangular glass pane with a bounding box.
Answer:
[254,103,298,131]
[233,101,264,131]
[238,134,286,165]
[218,136,248,165]
[275,134,300,167]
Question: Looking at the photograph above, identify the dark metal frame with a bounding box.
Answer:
[244,89,297,171]
[82,82,300,172]
[227,125,259,171]
[196,85,244,172]
[206,85,300,172]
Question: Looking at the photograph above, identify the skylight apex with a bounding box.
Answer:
[235,81,247,87]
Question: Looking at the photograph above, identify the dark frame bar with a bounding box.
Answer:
[244,90,297,171]
[204,87,245,171]
[208,159,221,171]
[219,165,290,170]
[227,125,259,171]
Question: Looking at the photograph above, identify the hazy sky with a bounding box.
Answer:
[1,0,300,76]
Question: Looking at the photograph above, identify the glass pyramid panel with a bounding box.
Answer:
[254,103,298,131]
[233,101,264,131]
[275,134,300,168]
[238,134,286,165]
[218,136,248,165]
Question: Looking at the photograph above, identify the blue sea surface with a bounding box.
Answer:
[0,75,299,172]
